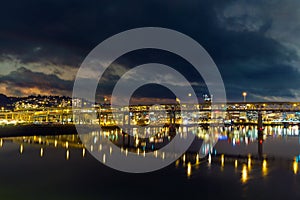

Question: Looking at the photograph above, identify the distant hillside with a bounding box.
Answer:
[0,94,74,110]
[0,94,11,108]
[0,94,11,107]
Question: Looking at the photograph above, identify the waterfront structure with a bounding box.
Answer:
[0,102,300,126]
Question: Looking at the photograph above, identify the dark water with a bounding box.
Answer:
[0,133,300,200]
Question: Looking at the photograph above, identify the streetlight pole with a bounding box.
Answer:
[242,92,247,103]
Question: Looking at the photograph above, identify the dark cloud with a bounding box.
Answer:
[0,67,73,96]
[0,0,299,101]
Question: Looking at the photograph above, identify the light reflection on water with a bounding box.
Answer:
[241,164,248,184]
[2,138,293,185]
[215,125,300,160]
[0,125,300,157]
[0,130,300,199]
[293,159,299,174]
[0,125,300,186]
[262,159,268,177]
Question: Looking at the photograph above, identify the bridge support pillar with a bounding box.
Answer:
[258,111,263,159]
[169,106,176,135]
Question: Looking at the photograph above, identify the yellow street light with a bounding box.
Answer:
[242,92,247,102]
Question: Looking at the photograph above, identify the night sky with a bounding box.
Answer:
[0,0,300,102]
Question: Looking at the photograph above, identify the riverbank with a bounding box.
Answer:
[0,123,127,137]
[0,124,78,137]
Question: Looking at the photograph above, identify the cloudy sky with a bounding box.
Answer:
[1,0,300,102]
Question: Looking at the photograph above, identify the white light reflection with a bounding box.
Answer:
[20,144,24,154]
[208,153,211,165]
[40,148,44,157]
[82,148,86,157]
[66,149,70,160]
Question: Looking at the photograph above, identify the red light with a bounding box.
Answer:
[259,140,263,144]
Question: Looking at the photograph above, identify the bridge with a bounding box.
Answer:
[0,102,300,126]
[2,102,300,163]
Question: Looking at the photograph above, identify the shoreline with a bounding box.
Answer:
[0,124,78,137]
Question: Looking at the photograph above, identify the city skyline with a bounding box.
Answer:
[1,1,300,102]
